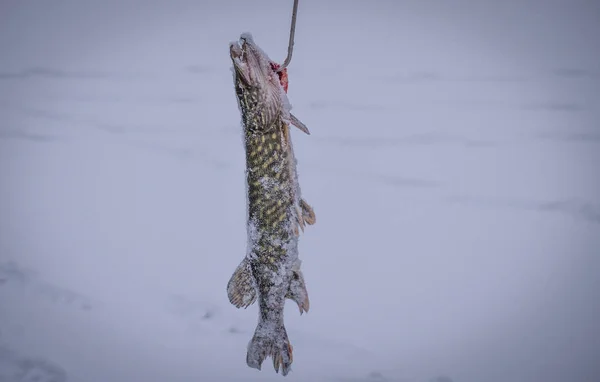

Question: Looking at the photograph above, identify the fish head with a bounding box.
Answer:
[230,33,288,129]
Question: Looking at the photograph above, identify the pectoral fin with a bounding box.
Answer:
[227,258,257,308]
[290,113,310,135]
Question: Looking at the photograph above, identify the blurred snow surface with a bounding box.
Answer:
[1,1,599,381]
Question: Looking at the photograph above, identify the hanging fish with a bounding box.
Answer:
[227,33,315,376]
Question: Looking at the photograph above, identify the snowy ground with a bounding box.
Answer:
[1,1,599,381]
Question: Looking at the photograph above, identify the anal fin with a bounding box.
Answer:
[227,258,257,308]
[285,260,310,314]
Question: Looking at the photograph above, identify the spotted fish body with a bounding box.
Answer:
[227,33,315,376]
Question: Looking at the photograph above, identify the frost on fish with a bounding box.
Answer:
[227,33,316,376]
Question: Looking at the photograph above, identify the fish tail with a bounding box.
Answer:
[246,321,293,376]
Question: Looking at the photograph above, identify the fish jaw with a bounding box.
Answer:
[229,33,280,90]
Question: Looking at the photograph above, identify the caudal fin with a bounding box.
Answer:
[246,322,293,376]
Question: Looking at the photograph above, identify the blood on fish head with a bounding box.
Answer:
[269,62,288,93]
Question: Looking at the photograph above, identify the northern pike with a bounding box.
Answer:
[227,33,316,376]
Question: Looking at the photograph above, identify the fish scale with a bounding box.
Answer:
[247,131,290,214]
[246,128,295,268]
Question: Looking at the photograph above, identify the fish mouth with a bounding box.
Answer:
[230,34,256,68]
[229,36,246,60]
[230,33,271,85]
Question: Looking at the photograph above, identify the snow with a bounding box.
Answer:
[1,0,599,381]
